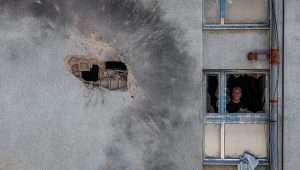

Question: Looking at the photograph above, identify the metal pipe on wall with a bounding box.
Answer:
[270,48,279,170]
[270,0,280,169]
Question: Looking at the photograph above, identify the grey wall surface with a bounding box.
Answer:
[284,1,300,170]
[203,30,269,69]
[0,0,203,170]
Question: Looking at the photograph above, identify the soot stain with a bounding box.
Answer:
[1,0,197,169]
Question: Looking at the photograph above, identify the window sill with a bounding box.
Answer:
[203,158,269,166]
[203,23,270,30]
[206,113,270,124]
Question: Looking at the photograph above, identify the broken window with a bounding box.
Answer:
[207,74,219,113]
[204,70,270,168]
[205,71,268,114]
[226,73,267,113]
[65,56,128,90]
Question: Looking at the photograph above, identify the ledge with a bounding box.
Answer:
[203,23,270,30]
[203,158,269,166]
[205,113,270,124]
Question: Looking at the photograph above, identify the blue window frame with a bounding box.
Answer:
[203,70,270,168]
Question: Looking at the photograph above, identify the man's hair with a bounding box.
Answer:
[232,87,242,93]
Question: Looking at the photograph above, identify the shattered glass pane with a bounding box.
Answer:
[207,74,219,113]
[226,73,267,113]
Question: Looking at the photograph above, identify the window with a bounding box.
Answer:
[204,70,270,169]
[65,56,128,90]
[204,0,270,29]
[205,71,269,114]
[226,73,267,113]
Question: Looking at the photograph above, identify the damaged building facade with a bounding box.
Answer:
[0,0,299,170]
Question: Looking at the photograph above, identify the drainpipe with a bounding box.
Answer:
[270,48,279,170]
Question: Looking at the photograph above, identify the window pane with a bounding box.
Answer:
[207,74,219,113]
[224,124,268,158]
[225,0,269,24]
[204,0,220,24]
[205,124,221,157]
[226,74,267,113]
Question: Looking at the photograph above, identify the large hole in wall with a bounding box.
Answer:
[65,56,128,91]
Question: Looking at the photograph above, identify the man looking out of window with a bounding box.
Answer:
[227,87,248,113]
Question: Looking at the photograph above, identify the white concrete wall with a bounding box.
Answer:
[284,1,300,170]
[0,16,130,170]
[204,31,269,69]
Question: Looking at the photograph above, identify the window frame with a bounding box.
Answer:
[203,69,270,167]
[205,69,270,124]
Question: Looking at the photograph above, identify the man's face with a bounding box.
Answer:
[232,89,242,101]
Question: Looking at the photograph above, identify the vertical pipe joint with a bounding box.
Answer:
[271,48,280,65]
